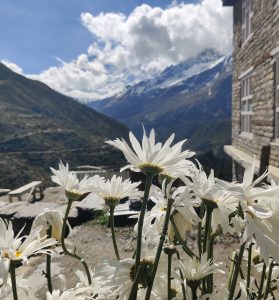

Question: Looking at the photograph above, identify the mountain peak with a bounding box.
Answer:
[89,48,232,153]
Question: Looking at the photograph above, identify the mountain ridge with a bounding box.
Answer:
[89,50,232,149]
[0,62,129,188]
[89,49,232,179]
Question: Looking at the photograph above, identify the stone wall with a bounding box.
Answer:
[231,0,279,167]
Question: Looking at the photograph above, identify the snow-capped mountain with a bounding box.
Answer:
[89,49,232,177]
[122,49,228,94]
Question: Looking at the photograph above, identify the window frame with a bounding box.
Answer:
[240,72,253,137]
[275,55,279,140]
[242,0,253,44]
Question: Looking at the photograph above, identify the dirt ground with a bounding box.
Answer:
[7,220,241,299]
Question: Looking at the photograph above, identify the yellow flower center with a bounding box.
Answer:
[138,163,163,175]
[170,288,178,299]
[129,259,154,288]
[159,173,174,183]
[65,190,83,201]
[202,198,218,209]
[3,251,10,259]
[15,251,22,258]
[104,196,120,207]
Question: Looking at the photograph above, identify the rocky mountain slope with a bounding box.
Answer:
[90,50,232,178]
[0,63,128,188]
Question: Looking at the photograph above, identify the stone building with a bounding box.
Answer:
[223,0,279,181]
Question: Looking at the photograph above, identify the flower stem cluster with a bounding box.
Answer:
[6,129,279,300]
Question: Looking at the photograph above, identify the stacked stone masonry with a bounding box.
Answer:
[230,0,279,169]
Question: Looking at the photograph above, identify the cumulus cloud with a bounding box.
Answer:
[1,60,23,74]
[8,0,233,101]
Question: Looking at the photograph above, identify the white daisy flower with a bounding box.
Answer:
[168,211,193,243]
[151,275,184,299]
[243,243,262,265]
[50,161,79,192]
[46,273,96,300]
[106,129,194,176]
[182,164,239,234]
[143,182,200,245]
[95,258,141,300]
[147,183,200,225]
[31,210,64,241]
[95,257,167,300]
[75,269,112,299]
[46,289,88,300]
[0,257,30,298]
[270,265,279,290]
[210,190,239,234]
[181,162,216,202]
[0,218,56,264]
[179,253,216,283]
[243,205,279,264]
[0,218,22,251]
[50,161,103,201]
[90,175,141,207]
[217,159,279,211]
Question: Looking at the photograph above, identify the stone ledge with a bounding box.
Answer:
[224,145,279,182]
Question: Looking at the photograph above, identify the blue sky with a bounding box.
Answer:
[0,0,198,73]
[0,0,232,101]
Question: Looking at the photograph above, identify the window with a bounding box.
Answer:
[241,74,253,134]
[275,56,279,139]
[242,0,253,43]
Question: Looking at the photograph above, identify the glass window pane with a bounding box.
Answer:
[248,115,251,133]
[248,99,252,111]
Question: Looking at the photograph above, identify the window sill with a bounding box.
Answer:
[239,132,253,140]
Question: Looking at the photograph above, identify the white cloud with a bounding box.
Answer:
[1,60,23,74]
[4,0,233,101]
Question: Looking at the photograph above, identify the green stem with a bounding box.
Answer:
[176,251,186,300]
[207,228,221,294]
[228,243,245,300]
[168,254,172,300]
[128,174,153,300]
[227,251,236,290]
[61,198,92,285]
[198,205,205,259]
[190,284,198,300]
[109,206,120,260]
[203,205,213,254]
[46,227,53,293]
[257,263,266,300]
[145,198,175,300]
[198,222,202,259]
[134,174,153,270]
[128,264,143,300]
[10,261,18,300]
[202,204,213,294]
[263,262,273,300]
[246,243,253,294]
[170,216,196,258]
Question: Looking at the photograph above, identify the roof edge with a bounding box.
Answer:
[222,0,235,6]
